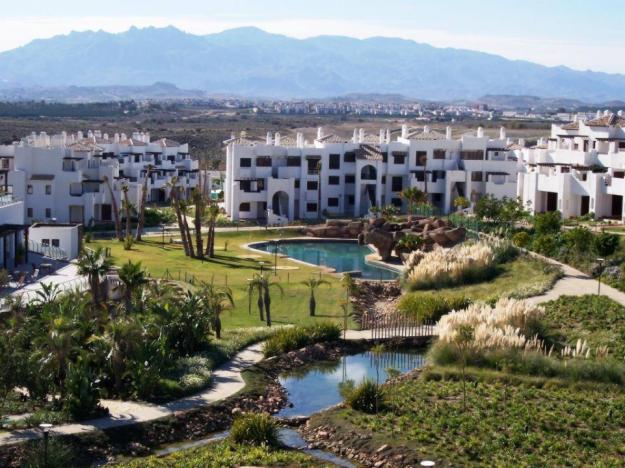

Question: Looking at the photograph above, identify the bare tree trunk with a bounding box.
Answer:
[104,177,123,241]
[193,191,204,259]
[135,166,152,242]
[122,187,132,239]
[171,187,190,256]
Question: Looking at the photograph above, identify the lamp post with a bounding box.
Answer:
[273,240,279,275]
[161,223,165,248]
[39,423,53,468]
[597,258,605,295]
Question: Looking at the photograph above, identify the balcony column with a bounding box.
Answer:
[375,163,382,207]
[354,169,361,217]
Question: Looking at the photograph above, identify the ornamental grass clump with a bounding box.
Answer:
[229,413,279,447]
[403,241,497,290]
[436,297,545,353]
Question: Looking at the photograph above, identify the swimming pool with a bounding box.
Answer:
[250,240,399,280]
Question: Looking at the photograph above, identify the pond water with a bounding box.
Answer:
[251,240,399,280]
[277,350,425,418]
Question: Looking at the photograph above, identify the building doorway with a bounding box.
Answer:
[271,191,289,218]
[581,196,590,216]
[612,195,623,218]
[546,192,558,212]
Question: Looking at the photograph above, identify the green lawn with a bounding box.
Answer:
[92,229,353,329]
[542,295,625,360]
[414,256,560,303]
[309,369,625,466]
[119,441,325,467]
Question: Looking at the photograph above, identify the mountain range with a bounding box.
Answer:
[1,26,625,102]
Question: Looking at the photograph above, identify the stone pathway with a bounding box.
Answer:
[526,254,625,306]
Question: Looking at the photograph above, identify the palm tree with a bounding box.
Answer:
[117,261,149,314]
[199,282,234,339]
[34,282,62,305]
[205,203,220,258]
[135,165,153,241]
[247,279,264,321]
[103,175,123,241]
[168,177,191,257]
[121,184,135,239]
[76,247,113,305]
[34,315,79,391]
[192,187,205,259]
[248,273,283,327]
[400,187,428,215]
[301,277,330,317]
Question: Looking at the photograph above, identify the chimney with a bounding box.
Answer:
[423,125,430,134]
[379,129,385,144]
[401,124,408,138]
[477,127,484,138]
[358,128,365,143]
[275,132,281,146]
[604,109,610,117]
[618,110,624,117]
[352,128,358,144]
[77,131,84,140]
[296,132,304,148]
[103,133,109,141]
[317,127,323,140]
[499,126,506,140]
[506,137,513,146]
[446,126,452,140]
[518,138,526,147]
[386,128,391,143]
[596,110,602,119]
[114,133,120,143]
[266,132,272,145]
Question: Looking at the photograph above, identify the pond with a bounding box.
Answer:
[251,240,399,280]
[277,349,425,418]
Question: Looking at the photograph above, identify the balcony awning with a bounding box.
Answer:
[30,174,54,181]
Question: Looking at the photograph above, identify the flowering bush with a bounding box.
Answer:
[403,241,497,290]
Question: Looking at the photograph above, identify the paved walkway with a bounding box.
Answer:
[526,253,625,306]
[0,343,265,446]
[2,262,87,309]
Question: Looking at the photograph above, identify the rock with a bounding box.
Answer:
[374,461,385,467]
[376,444,389,453]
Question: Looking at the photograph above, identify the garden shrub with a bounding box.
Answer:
[593,232,620,257]
[62,358,105,420]
[263,322,340,357]
[341,379,384,413]
[532,234,559,256]
[562,227,594,254]
[512,231,531,248]
[229,413,278,447]
[22,438,73,468]
[397,292,471,323]
[395,234,424,254]
[534,211,562,235]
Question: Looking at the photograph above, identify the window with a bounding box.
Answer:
[432,171,446,182]
[134,155,141,163]
[347,195,355,205]
[52,239,60,248]
[328,176,340,185]
[307,181,318,190]
[345,174,355,184]
[381,175,386,184]
[391,197,402,207]
[619,142,625,151]
[392,176,403,192]
[416,151,427,166]
[45,208,52,218]
[414,171,425,182]
[27,207,33,217]
[344,152,356,163]
[240,180,251,192]
[328,197,339,207]
[240,158,252,168]
[45,185,52,195]
[393,153,406,164]
[27,184,33,194]
[257,179,265,191]
[286,157,301,167]
[329,154,340,170]
[382,152,388,163]
[256,156,272,167]
[306,203,318,212]
[41,239,50,247]
[471,171,483,182]
[294,179,300,189]
[433,150,446,160]
[1,159,9,169]
[239,202,251,212]
[461,150,484,161]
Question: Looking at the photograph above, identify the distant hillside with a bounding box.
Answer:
[2,26,625,102]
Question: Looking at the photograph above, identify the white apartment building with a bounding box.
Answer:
[0,130,200,225]
[518,111,625,220]
[224,125,522,222]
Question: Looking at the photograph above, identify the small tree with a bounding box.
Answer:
[76,247,113,305]
[248,273,283,327]
[593,232,619,257]
[135,165,153,242]
[400,187,428,214]
[534,210,562,235]
[103,176,123,241]
[302,277,331,316]
[452,324,474,412]
[370,343,385,413]
[117,261,149,314]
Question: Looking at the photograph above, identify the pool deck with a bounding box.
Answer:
[243,237,404,280]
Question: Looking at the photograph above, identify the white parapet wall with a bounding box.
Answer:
[28,223,82,260]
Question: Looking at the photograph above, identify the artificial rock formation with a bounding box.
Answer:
[362,216,466,261]
[305,219,364,238]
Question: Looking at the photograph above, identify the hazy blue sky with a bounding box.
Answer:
[2,0,624,73]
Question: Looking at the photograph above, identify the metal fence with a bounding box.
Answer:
[28,240,68,261]
[360,311,437,340]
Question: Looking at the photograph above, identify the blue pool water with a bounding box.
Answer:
[252,240,398,280]
[277,350,425,417]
